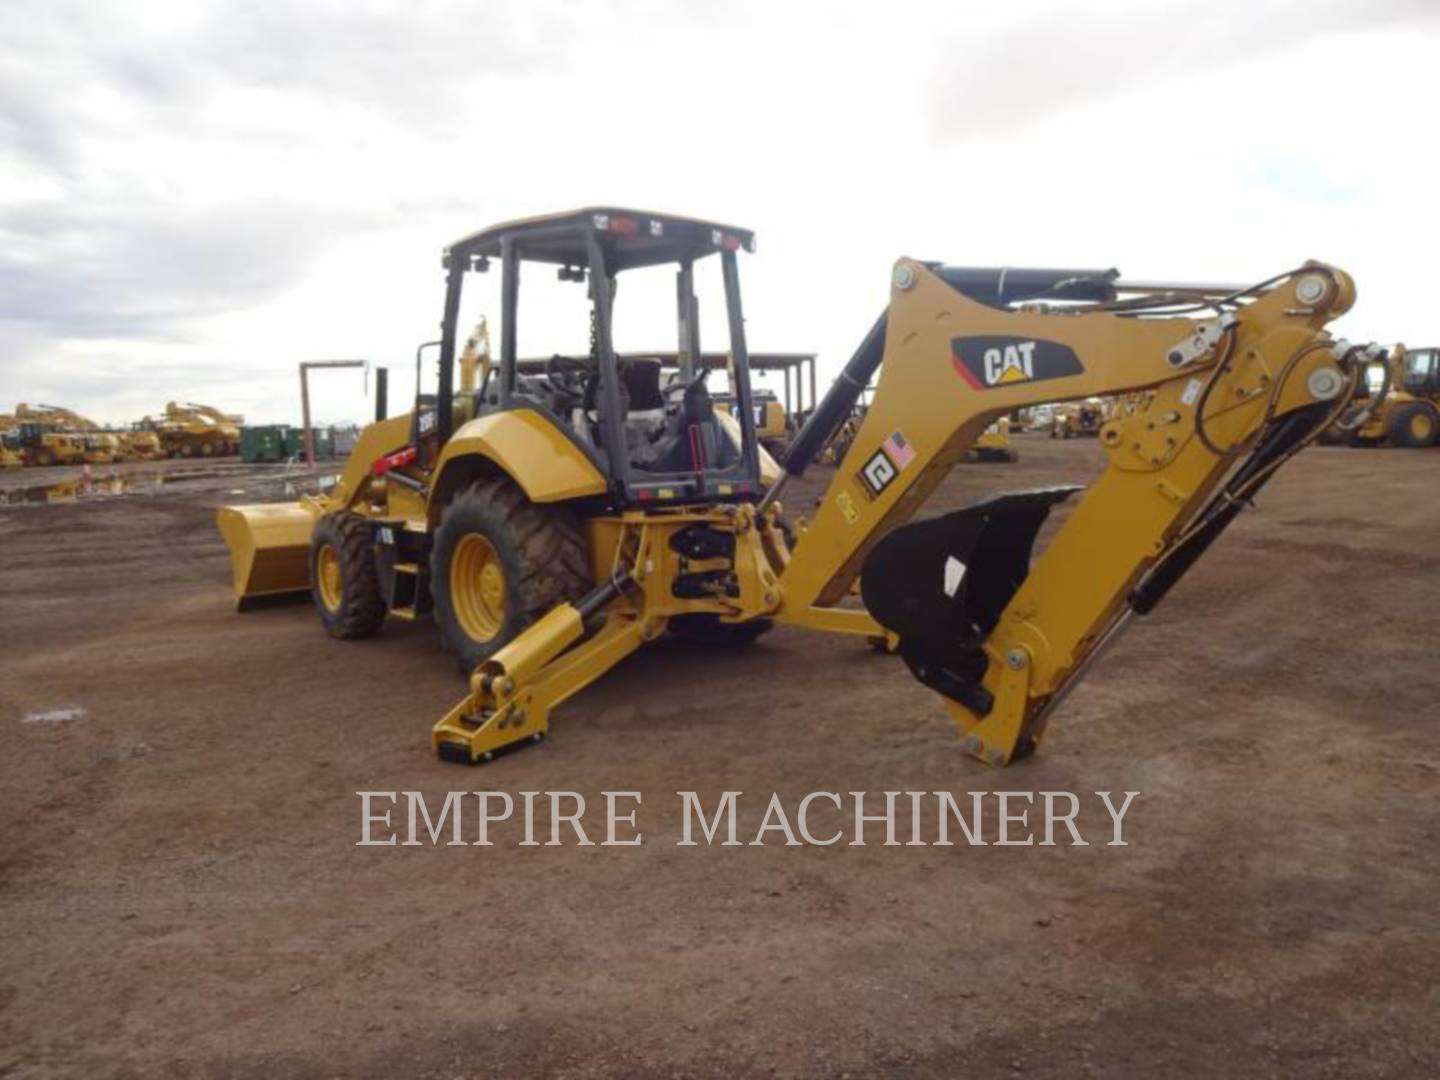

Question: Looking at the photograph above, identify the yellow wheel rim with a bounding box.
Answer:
[452,533,506,642]
[1411,413,1433,441]
[316,543,343,612]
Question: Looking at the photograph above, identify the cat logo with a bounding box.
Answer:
[984,341,1037,384]
[951,335,1084,391]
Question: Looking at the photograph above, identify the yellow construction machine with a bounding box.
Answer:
[218,208,1380,767]
[148,402,242,457]
[968,416,1018,462]
[1049,398,1106,437]
[0,417,22,469]
[120,427,165,460]
[1324,344,1438,448]
[12,403,132,464]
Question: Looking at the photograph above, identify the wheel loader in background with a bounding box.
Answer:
[218,207,1382,768]
[12,404,125,464]
[0,420,23,469]
[13,426,85,466]
[1325,344,1439,448]
[147,402,242,458]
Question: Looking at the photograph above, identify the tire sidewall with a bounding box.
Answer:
[308,513,384,637]
[1389,404,1439,449]
[431,495,530,671]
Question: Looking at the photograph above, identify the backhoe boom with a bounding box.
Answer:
[771,259,1367,764]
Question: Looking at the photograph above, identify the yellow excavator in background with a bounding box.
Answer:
[147,402,242,457]
[218,208,1380,768]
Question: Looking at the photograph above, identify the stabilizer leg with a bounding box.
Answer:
[432,611,653,763]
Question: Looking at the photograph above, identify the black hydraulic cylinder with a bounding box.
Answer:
[375,367,388,422]
[1128,406,1327,615]
[780,311,888,477]
[575,569,632,621]
[935,266,1119,308]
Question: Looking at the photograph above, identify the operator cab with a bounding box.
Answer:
[436,208,764,507]
[1401,346,1439,397]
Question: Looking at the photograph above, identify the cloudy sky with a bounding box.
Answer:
[3,0,1437,426]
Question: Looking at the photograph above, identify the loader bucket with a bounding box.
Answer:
[215,503,317,609]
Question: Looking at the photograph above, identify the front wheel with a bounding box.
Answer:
[1387,403,1438,449]
[430,478,590,674]
[308,512,386,638]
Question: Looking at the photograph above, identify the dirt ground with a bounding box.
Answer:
[2,436,1438,1078]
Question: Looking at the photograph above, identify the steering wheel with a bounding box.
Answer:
[546,354,592,399]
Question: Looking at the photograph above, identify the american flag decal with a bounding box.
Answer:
[882,431,915,470]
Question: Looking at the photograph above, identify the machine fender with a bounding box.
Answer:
[429,409,608,507]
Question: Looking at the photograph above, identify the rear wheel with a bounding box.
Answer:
[308,512,386,638]
[431,478,590,674]
[1387,403,1438,449]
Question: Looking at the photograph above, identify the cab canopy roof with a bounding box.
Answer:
[445,208,755,273]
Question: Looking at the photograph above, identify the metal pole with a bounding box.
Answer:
[300,365,314,466]
[299,360,367,466]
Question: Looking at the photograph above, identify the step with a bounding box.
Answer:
[394,562,426,575]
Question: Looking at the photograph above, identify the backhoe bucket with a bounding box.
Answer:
[215,503,317,609]
[859,487,1080,713]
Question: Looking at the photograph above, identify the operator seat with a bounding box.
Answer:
[641,378,740,473]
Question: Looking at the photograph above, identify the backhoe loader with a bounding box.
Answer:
[218,207,1380,767]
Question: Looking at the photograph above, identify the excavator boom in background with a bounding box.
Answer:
[216,208,1378,768]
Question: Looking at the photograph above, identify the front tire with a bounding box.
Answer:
[308,512,386,638]
[1387,403,1439,449]
[430,478,590,674]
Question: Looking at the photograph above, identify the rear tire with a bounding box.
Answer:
[1387,403,1439,449]
[430,478,590,675]
[309,512,386,638]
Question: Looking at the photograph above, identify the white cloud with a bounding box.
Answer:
[2,0,1436,426]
